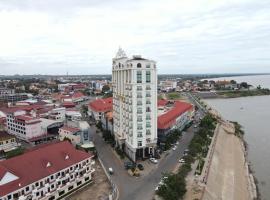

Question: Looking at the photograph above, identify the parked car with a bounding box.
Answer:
[137,164,144,170]
[150,158,158,164]
[184,149,189,153]
[179,158,185,163]
[172,146,177,151]
[124,161,135,170]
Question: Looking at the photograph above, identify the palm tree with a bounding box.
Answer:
[196,153,204,175]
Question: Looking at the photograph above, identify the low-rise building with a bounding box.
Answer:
[59,126,81,145]
[48,107,66,122]
[0,141,95,200]
[0,131,20,152]
[157,100,194,145]
[88,97,112,121]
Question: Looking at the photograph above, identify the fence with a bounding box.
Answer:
[98,157,119,200]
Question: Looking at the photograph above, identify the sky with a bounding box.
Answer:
[0,0,270,75]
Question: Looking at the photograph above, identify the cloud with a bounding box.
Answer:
[0,0,270,74]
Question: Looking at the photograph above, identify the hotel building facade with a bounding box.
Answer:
[112,48,157,161]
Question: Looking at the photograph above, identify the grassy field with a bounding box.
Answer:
[167,92,182,100]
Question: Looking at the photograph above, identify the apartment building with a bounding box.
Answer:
[0,141,95,200]
[6,109,43,141]
[112,48,157,161]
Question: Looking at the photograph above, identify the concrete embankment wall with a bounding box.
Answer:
[202,123,255,200]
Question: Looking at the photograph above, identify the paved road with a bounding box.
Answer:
[92,125,195,200]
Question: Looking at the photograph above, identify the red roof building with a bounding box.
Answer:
[0,141,94,199]
[88,97,113,113]
[158,101,193,130]
[158,99,168,107]
[59,126,81,134]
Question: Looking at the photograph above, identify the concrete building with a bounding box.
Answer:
[0,88,15,95]
[59,126,81,145]
[0,93,31,103]
[159,80,177,92]
[48,107,66,122]
[6,109,43,141]
[112,48,158,161]
[0,141,95,200]
[0,131,20,152]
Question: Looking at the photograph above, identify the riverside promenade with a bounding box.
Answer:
[199,107,257,200]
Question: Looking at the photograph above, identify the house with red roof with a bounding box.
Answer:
[88,97,113,121]
[0,141,95,200]
[157,100,194,144]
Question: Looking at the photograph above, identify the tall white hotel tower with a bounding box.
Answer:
[112,48,157,161]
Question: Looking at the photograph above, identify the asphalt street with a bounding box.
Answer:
[92,125,195,200]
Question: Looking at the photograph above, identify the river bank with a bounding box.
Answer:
[195,89,270,99]
[201,119,257,200]
[184,106,258,200]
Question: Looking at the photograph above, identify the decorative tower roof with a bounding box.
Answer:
[115,47,127,59]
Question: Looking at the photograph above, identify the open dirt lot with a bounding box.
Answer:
[67,161,111,200]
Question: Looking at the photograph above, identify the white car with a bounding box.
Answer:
[150,158,158,164]
[176,141,179,145]
[179,158,185,163]
[172,146,177,151]
[155,186,160,191]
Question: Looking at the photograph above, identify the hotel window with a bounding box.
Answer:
[146,129,151,135]
[137,132,143,138]
[146,71,151,83]
[137,71,142,83]
[137,92,142,98]
[137,86,142,91]
[137,63,142,68]
[137,100,142,106]
[138,141,142,147]
[146,64,151,68]
[137,124,143,130]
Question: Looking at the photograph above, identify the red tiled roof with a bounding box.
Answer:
[89,97,112,112]
[0,141,92,196]
[59,125,80,133]
[62,101,76,108]
[158,101,193,130]
[158,99,168,107]
[72,92,85,99]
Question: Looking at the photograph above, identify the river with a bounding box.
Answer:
[205,94,270,200]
